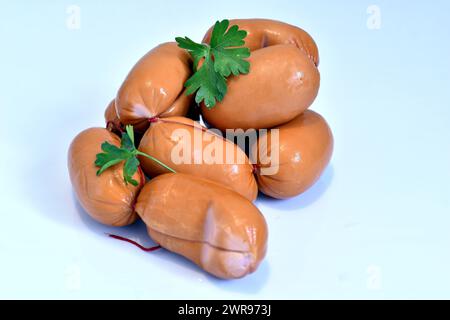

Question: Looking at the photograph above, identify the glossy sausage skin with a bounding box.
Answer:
[138,116,258,201]
[250,110,333,199]
[135,173,268,279]
[105,98,200,139]
[68,128,143,226]
[104,99,123,133]
[203,18,319,66]
[115,42,193,133]
[201,44,320,130]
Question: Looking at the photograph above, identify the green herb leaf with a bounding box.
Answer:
[95,142,130,175]
[120,125,135,151]
[184,58,227,108]
[125,125,135,145]
[210,21,250,77]
[96,157,126,176]
[123,157,139,186]
[175,19,250,108]
[212,47,250,77]
[210,22,246,48]
[175,37,208,71]
[95,125,176,184]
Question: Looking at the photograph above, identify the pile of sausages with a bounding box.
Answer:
[68,19,333,279]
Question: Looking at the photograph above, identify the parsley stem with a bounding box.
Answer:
[136,151,176,173]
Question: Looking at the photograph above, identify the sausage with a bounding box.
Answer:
[203,18,319,66]
[137,116,258,201]
[68,128,144,226]
[201,44,320,130]
[104,99,123,134]
[250,110,333,199]
[115,42,193,133]
[135,173,268,279]
[105,97,199,139]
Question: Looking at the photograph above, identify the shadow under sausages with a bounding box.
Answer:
[207,261,270,294]
[74,193,207,274]
[256,164,335,211]
[23,149,79,228]
[73,192,150,243]
[75,194,270,294]
[145,248,270,295]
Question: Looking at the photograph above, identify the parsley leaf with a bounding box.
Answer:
[95,143,129,175]
[123,157,140,186]
[121,127,134,151]
[210,20,250,77]
[175,19,250,109]
[95,125,176,186]
[185,57,227,107]
[175,37,208,72]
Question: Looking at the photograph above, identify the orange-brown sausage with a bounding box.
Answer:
[250,110,333,199]
[203,18,319,66]
[138,117,258,201]
[104,99,123,133]
[115,42,193,133]
[135,173,268,279]
[68,128,144,226]
[106,98,200,135]
[201,44,320,130]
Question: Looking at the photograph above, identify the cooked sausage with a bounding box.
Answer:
[135,173,268,279]
[115,42,193,133]
[201,44,320,130]
[250,110,333,199]
[105,98,200,135]
[104,99,123,134]
[137,116,258,201]
[203,18,319,66]
[68,128,144,226]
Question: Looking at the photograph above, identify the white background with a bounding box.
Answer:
[1,0,449,299]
